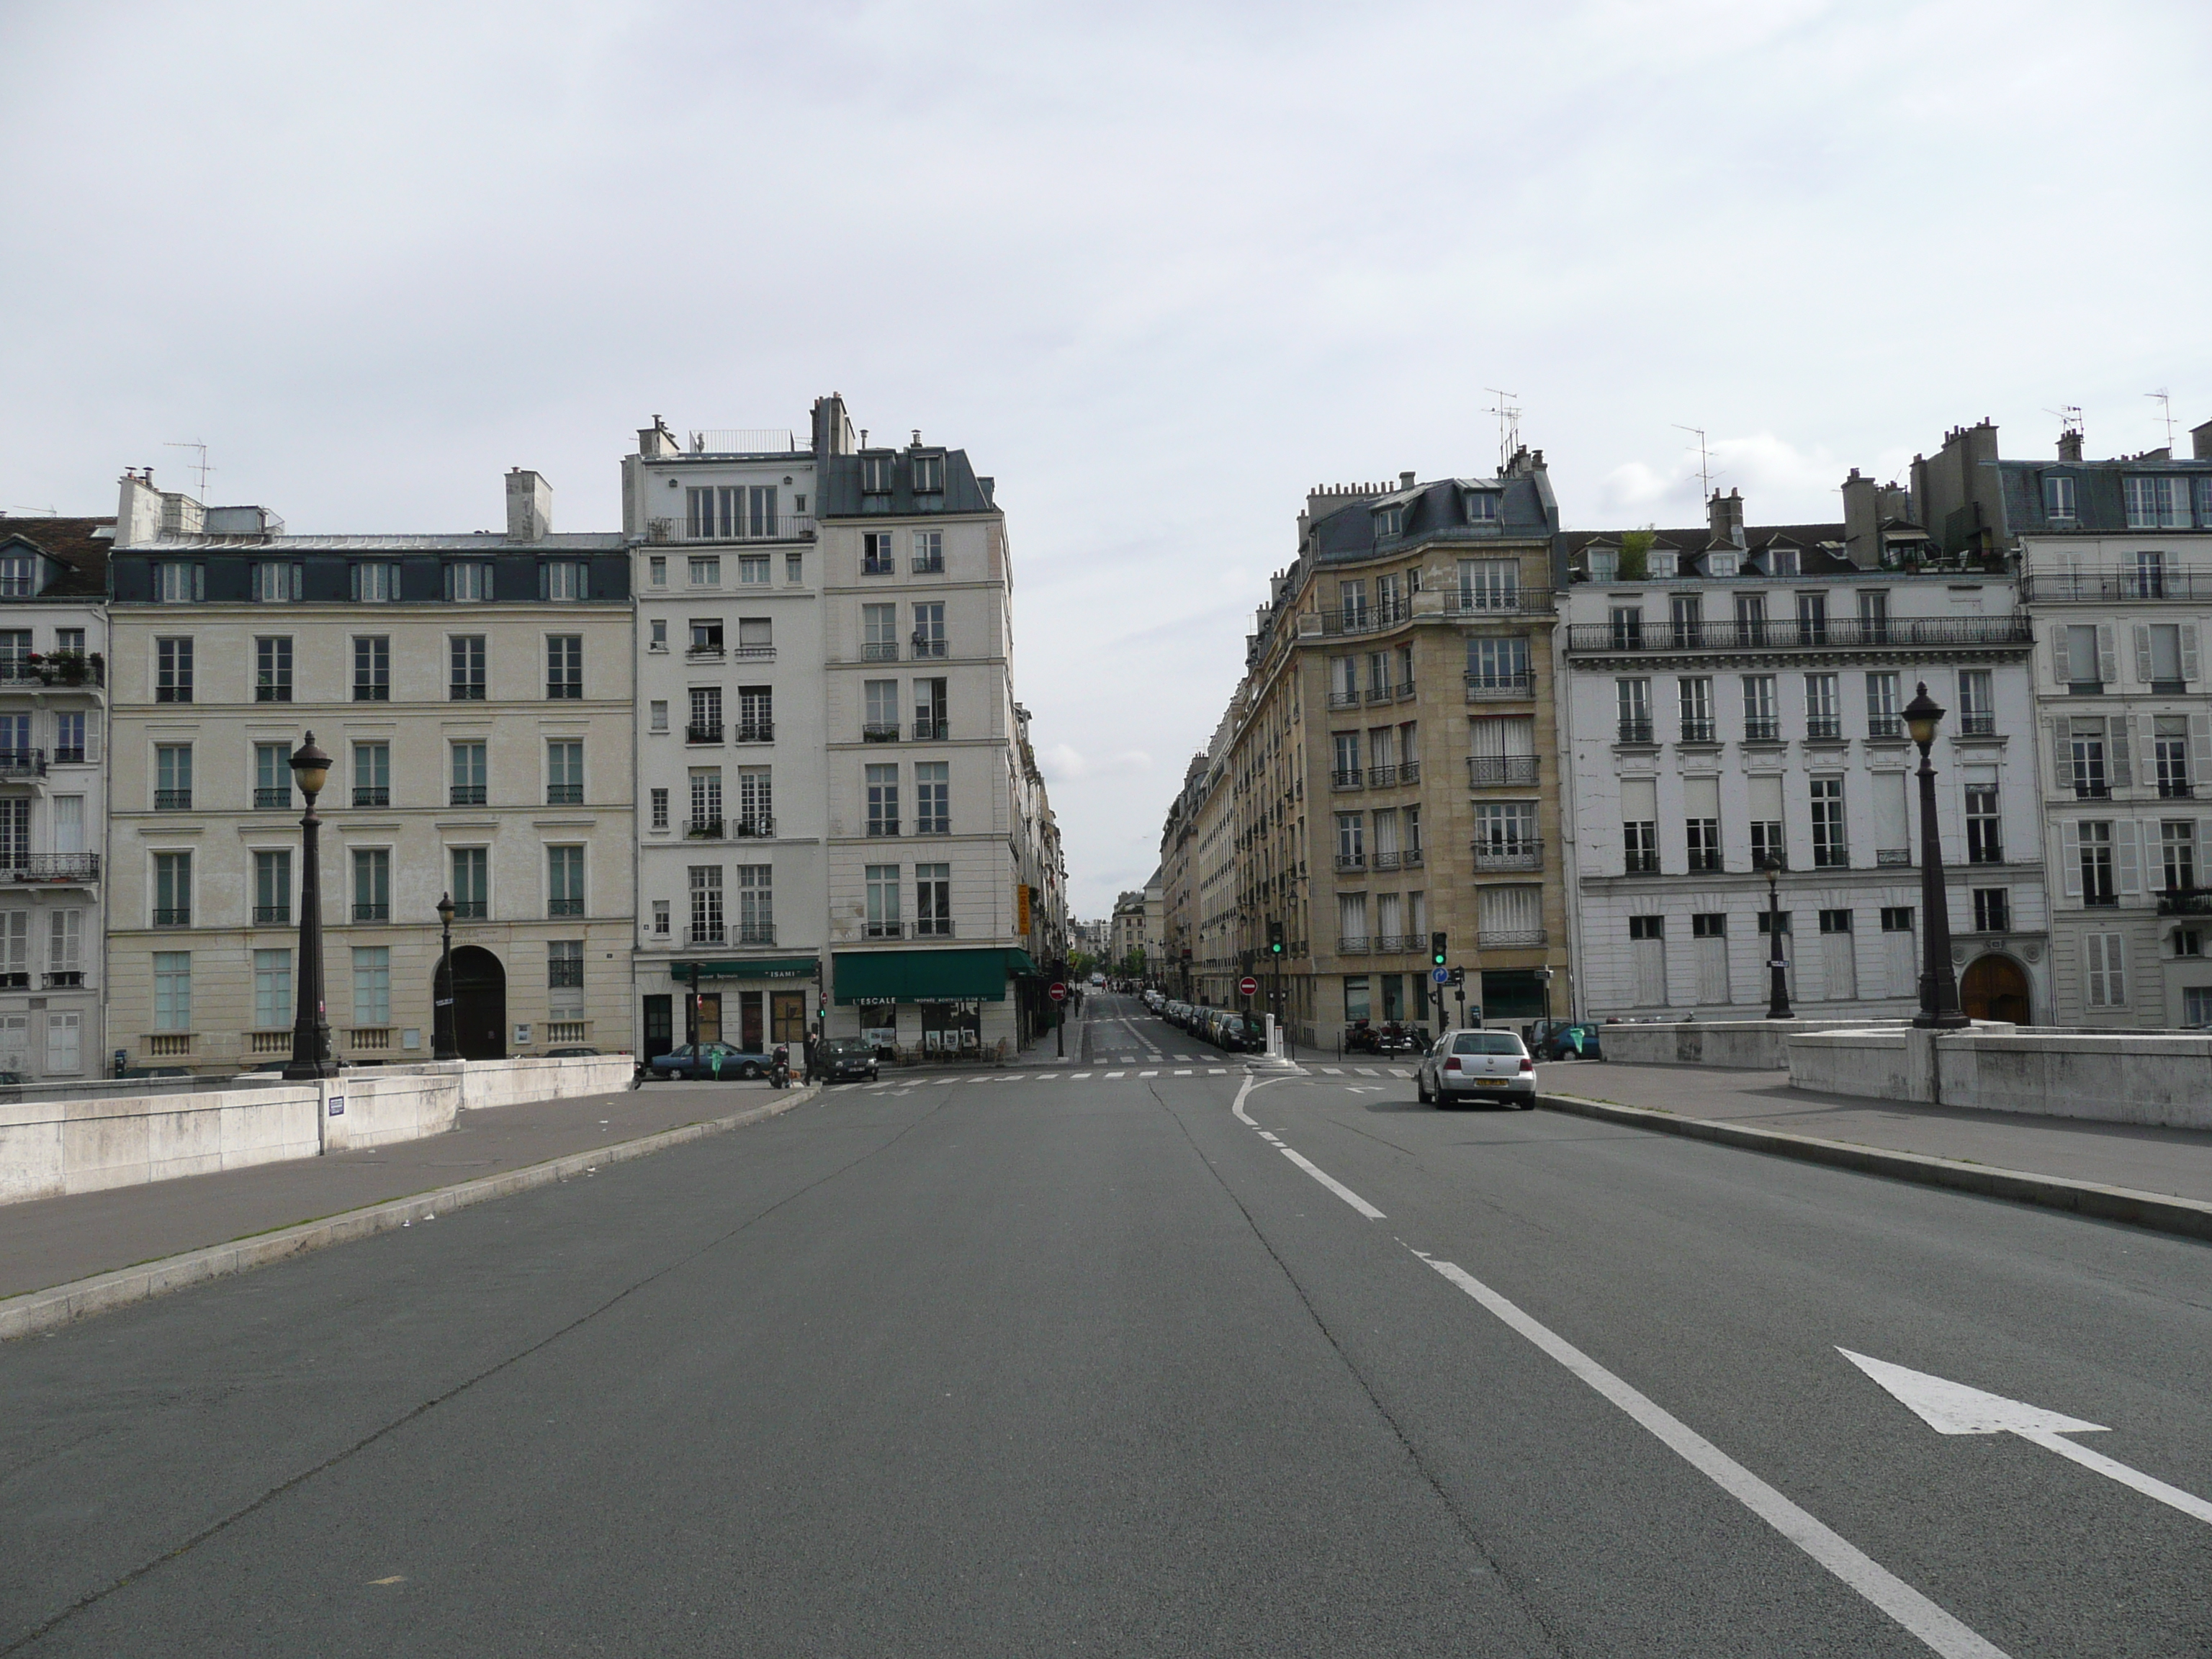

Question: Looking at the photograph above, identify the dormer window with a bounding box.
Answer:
[2123,475,2191,529]
[1648,549,1677,577]
[1770,548,1800,577]
[2044,475,2077,520]
[1588,548,1619,583]
[1465,490,1500,523]
[912,452,945,495]
[0,556,35,598]
[860,453,894,495]
[1373,505,1404,539]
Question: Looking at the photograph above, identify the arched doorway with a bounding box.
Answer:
[1960,954,2030,1024]
[436,947,508,1059]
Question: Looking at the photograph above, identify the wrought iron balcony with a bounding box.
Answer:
[1472,838,1544,871]
[547,784,583,805]
[688,925,726,945]
[737,924,776,945]
[354,902,390,922]
[1568,616,2034,654]
[861,642,900,662]
[2159,778,2195,799]
[910,637,948,660]
[1336,935,1370,955]
[255,786,293,810]
[1679,719,1717,744]
[914,917,955,938]
[1807,716,1843,741]
[1370,848,1424,871]
[450,783,487,806]
[732,817,776,838]
[1330,768,1364,791]
[687,819,724,840]
[0,853,100,884]
[864,920,907,939]
[253,904,290,925]
[1623,850,1662,876]
[1959,712,1996,735]
[353,786,390,807]
[1868,714,1903,740]
[1744,717,1782,743]
[1334,852,1367,872]
[452,898,487,919]
[1467,755,1538,788]
[686,723,724,745]
[1326,690,1361,709]
[734,721,775,744]
[1478,928,1547,948]
[153,907,192,926]
[0,749,47,778]
[154,787,191,810]
[548,897,585,917]
[913,719,948,742]
[1465,673,1534,702]
[2157,886,2212,916]
[1616,719,1654,745]
[862,723,902,742]
[647,512,816,544]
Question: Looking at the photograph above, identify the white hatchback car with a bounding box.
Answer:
[1416,1028,1537,1109]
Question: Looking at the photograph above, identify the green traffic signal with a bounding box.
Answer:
[1430,930,1448,967]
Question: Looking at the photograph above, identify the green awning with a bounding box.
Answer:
[832,948,1029,1004]
[674,958,819,981]
[1008,949,1040,977]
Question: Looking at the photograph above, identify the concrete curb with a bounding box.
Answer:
[1539,1090,2212,1244]
[0,1082,824,1344]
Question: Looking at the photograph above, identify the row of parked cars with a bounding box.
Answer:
[1143,990,1266,1053]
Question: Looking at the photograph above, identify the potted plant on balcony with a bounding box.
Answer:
[35,651,91,685]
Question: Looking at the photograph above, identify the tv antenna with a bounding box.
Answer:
[6,505,58,517]
[1673,424,1714,501]
[2146,390,2175,450]
[2044,404,2084,438]
[163,440,214,498]
[1483,388,1521,473]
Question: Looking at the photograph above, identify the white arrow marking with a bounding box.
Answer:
[1840,1349,2212,1527]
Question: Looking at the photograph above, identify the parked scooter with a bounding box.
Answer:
[770,1044,791,1089]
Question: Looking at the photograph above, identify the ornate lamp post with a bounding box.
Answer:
[1761,852,1794,1020]
[1905,682,1969,1028]
[282,733,339,1080]
[433,891,459,1061]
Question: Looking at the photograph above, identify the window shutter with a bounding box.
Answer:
[2060,820,2081,896]
[2184,624,2202,683]
[2096,624,2117,685]
[2134,625,2154,685]
[2049,624,2069,684]
[2114,821,2141,895]
[2048,719,2069,790]
[574,563,590,601]
[2108,716,2132,788]
[537,562,551,601]
[2192,712,2212,772]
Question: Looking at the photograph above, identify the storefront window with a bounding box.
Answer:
[920,999,982,1053]
[860,1002,898,1054]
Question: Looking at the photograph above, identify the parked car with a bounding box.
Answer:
[1416,1028,1537,1109]
[544,1046,601,1058]
[1524,1020,1603,1061]
[644,1042,774,1081]
[813,1037,881,1083]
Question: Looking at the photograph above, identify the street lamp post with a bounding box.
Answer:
[1534,964,1554,1028]
[433,891,459,1061]
[283,733,338,1080]
[1761,852,1794,1020]
[1905,681,1969,1029]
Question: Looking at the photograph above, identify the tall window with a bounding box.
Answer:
[912,454,945,494]
[253,850,292,925]
[48,908,83,986]
[547,846,585,916]
[1669,594,1703,648]
[154,562,203,603]
[541,562,589,600]
[1615,677,1651,742]
[1963,783,2002,864]
[915,863,952,937]
[1734,592,1768,644]
[737,685,773,742]
[2084,932,2126,1007]
[153,851,192,926]
[445,562,493,601]
[866,764,900,835]
[156,637,193,703]
[1467,636,1530,693]
[736,766,773,834]
[737,553,770,586]
[155,744,193,810]
[737,865,773,944]
[914,678,948,740]
[2133,552,2169,601]
[1334,811,1364,868]
[251,561,302,602]
[1865,671,1900,739]
[255,637,292,702]
[1804,673,1840,739]
[1333,732,1361,786]
[451,636,487,700]
[2154,716,2193,799]
[1338,579,1369,629]
[353,636,390,701]
[546,636,583,698]
[1684,776,1721,873]
[2062,624,2105,689]
[2160,821,2198,894]
[1857,590,1890,642]
[353,742,390,808]
[451,742,487,806]
[2139,622,2188,689]
[1957,668,1995,735]
[255,743,291,810]
[912,530,945,572]
[1460,559,1519,612]
[1809,777,1847,868]
[1742,675,1778,741]
[1473,801,1537,856]
[351,946,391,1026]
[1622,778,1658,874]
[864,679,900,739]
[1678,677,1714,743]
[548,941,584,1017]
[863,603,899,661]
[351,562,400,602]
[547,741,583,805]
[54,713,86,765]
[153,951,192,1028]
[689,768,724,833]
[2068,719,2111,798]
[1794,591,1827,644]
[650,787,669,830]
[451,847,488,917]
[2122,475,2189,529]
[2043,474,2077,519]
[1972,889,2010,932]
[866,864,902,937]
[253,949,291,1029]
[862,532,896,575]
[689,686,723,741]
[912,602,947,658]
[688,866,724,943]
[353,848,391,921]
[2079,821,2116,906]
[915,761,950,834]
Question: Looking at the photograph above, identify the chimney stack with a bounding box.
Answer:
[1399,471,1416,490]
[1708,487,1746,548]
[2058,428,2084,463]
[505,469,552,543]
[2193,418,2212,462]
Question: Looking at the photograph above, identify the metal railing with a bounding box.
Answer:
[2024,568,2212,603]
[1617,720,1653,744]
[450,681,486,701]
[450,784,487,806]
[255,683,291,703]
[1334,852,1367,872]
[1807,716,1843,740]
[548,897,585,917]
[1446,588,1552,617]
[913,720,948,742]
[646,513,816,544]
[1959,713,1996,736]
[353,786,390,807]
[154,787,191,810]
[686,645,726,662]
[354,902,389,922]
[687,819,724,840]
[0,853,100,883]
[864,920,907,939]
[1318,601,1411,635]
[1330,768,1363,791]
[915,816,950,835]
[686,723,724,745]
[253,904,289,925]
[914,917,955,938]
[0,749,47,778]
[1467,755,1538,787]
[868,819,901,837]
[1478,928,1547,948]
[453,898,487,919]
[0,659,103,686]
[862,642,900,662]
[547,783,583,805]
[910,637,948,660]
[1744,717,1781,742]
[1473,838,1544,871]
[734,721,775,744]
[1465,673,1534,701]
[53,746,84,765]
[1679,719,1717,744]
[912,555,944,574]
[2157,886,2212,916]
[1370,848,1424,870]
[732,816,775,838]
[1868,714,1903,739]
[1623,850,1661,876]
[1364,685,1397,704]
[688,925,726,945]
[153,907,192,927]
[737,924,776,945]
[255,786,292,810]
[1568,616,2034,653]
[1326,691,1361,709]
[44,971,82,987]
[862,723,901,742]
[1337,935,1370,955]
[2159,779,2195,799]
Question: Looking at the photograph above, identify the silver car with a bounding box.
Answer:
[1416,1028,1537,1109]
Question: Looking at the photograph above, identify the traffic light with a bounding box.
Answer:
[1448,966,1465,987]
[1430,931,1448,967]
[1267,919,1285,956]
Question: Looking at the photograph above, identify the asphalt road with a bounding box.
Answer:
[1,994,2205,1655]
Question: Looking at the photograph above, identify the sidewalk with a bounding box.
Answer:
[1537,1060,2212,1221]
[0,1078,796,1305]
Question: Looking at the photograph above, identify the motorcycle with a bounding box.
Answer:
[770,1044,791,1089]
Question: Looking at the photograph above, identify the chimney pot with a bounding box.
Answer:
[505,469,552,543]
[2058,428,2084,463]
[1399,471,1416,490]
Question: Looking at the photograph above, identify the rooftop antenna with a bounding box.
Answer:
[2044,404,2084,438]
[163,440,214,498]
[1673,424,1714,501]
[6,505,58,516]
[1483,388,1520,473]
[2146,389,2175,450]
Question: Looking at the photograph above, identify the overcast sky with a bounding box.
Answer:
[4,0,2207,916]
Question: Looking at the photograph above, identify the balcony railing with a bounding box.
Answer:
[0,853,100,884]
[864,920,907,939]
[910,637,948,660]
[153,907,191,926]
[255,682,292,703]
[1334,852,1367,872]
[2023,568,2212,603]
[1959,712,1996,736]
[1568,616,2034,653]
[451,682,487,701]
[2159,779,2195,799]
[354,902,390,922]
[1366,763,1419,787]
[1326,690,1361,709]
[1336,935,1370,955]
[915,816,950,835]
[1467,755,1539,787]
[862,642,900,662]
[1678,719,1717,744]
[868,819,900,837]
[1624,850,1661,876]
[1370,848,1424,871]
[0,749,48,778]
[2157,886,2212,916]
[686,723,724,745]
[645,512,816,543]
[1868,714,1903,740]
[863,723,902,742]
[914,917,954,938]
[1744,717,1781,742]
[453,897,487,919]
[1318,600,1411,635]
[1363,685,1397,704]
[0,657,103,686]
[548,897,585,917]
[913,719,948,742]
[1330,768,1363,791]
[732,816,775,838]
[687,819,724,840]
[734,721,774,744]
[547,784,583,805]
[44,971,83,987]
[1807,716,1843,741]
[737,924,776,945]
[450,783,487,806]
[1617,719,1654,745]
[861,557,895,576]
[1465,673,1534,701]
[255,786,292,810]
[353,786,390,807]
[155,788,191,810]
[1478,928,1547,949]
[253,904,289,925]
[53,746,84,765]
[688,925,726,945]
[686,644,726,662]
[1473,838,1544,871]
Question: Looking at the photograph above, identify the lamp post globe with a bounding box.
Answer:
[1906,681,1970,1028]
[1761,851,1793,1020]
[282,732,339,1080]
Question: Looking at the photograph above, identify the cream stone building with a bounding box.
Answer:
[106,467,634,1073]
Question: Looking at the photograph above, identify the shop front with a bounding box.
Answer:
[831,948,1040,1061]
[643,958,819,1059]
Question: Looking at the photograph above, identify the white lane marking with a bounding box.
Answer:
[1354,1066,1380,1076]
[1208,1067,1227,1074]
[1390,1068,1413,1078]
[1106,1071,1126,1079]
[1139,1070,1159,1077]
[1071,1072,1092,1079]
[1174,1069,1192,1075]
[1840,1349,2212,1528]
[1318,1066,1344,1075]
[1274,1143,1386,1219]
[1419,1258,2008,1659]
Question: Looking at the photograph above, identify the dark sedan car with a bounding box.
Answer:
[812,1038,881,1083]
[644,1042,774,1081]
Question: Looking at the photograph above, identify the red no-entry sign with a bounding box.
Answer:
[1238,976,1259,997]
[1048,982,1066,1002]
